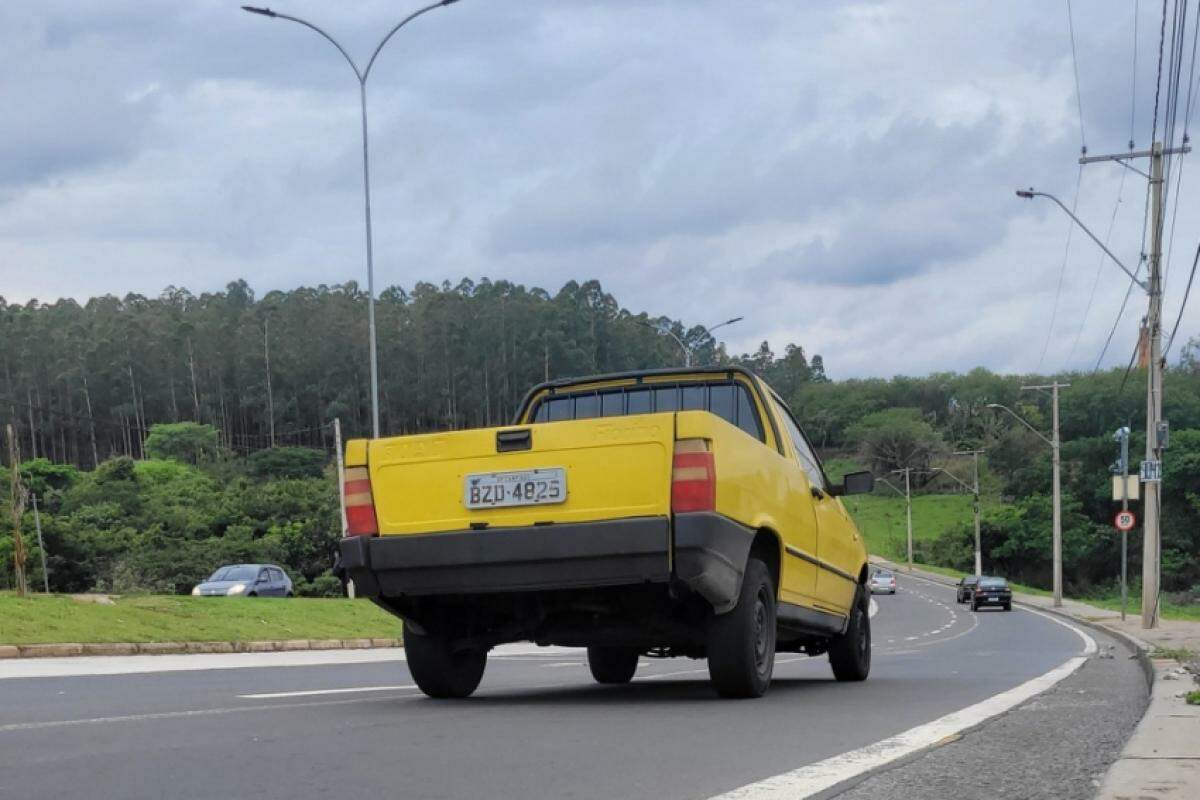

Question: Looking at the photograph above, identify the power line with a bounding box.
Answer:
[1066,168,1128,368]
[1066,0,1087,153]
[1038,167,1084,373]
[1165,240,1200,356]
[1131,0,1141,149]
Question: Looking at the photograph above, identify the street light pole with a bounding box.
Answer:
[877,471,913,572]
[636,316,743,368]
[242,1,462,440]
[934,451,984,576]
[1023,139,1188,627]
[987,390,1067,607]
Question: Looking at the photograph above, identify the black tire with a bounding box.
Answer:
[829,584,871,682]
[971,601,979,612]
[247,592,257,598]
[1003,602,1012,612]
[707,558,776,698]
[587,647,640,684]
[403,622,487,699]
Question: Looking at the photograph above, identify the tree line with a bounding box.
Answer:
[0,279,826,469]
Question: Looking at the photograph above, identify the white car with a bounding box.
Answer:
[868,569,897,594]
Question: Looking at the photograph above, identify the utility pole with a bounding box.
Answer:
[1077,141,1185,628]
[6,424,29,597]
[1020,383,1069,607]
[264,317,275,448]
[937,451,984,576]
[956,450,985,576]
[878,471,913,572]
[987,392,1067,606]
[32,493,49,594]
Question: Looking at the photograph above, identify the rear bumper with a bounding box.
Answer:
[338,512,754,612]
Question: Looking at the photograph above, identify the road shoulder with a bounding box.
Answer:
[1095,658,1200,800]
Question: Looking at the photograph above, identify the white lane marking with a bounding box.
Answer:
[541,662,580,668]
[868,598,879,618]
[706,609,1096,800]
[238,685,416,699]
[0,643,580,681]
[708,656,1089,800]
[0,694,415,735]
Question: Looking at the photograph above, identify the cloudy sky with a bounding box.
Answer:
[2,0,1197,378]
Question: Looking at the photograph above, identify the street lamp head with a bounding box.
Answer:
[241,5,277,17]
[725,316,744,325]
[1015,189,1035,199]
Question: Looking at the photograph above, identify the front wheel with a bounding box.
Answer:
[829,585,871,682]
[587,647,640,684]
[707,558,776,698]
[403,622,487,699]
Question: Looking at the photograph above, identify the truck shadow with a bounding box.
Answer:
[428,677,833,706]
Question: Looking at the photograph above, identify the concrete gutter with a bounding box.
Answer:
[0,638,401,659]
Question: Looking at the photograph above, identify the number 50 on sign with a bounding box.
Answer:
[1114,510,1137,532]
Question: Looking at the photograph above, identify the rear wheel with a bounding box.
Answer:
[587,647,640,684]
[829,584,871,682]
[403,622,487,699]
[707,558,776,698]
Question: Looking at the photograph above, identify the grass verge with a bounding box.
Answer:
[0,592,400,646]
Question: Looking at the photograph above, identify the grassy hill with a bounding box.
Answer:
[0,593,400,646]
[843,493,987,562]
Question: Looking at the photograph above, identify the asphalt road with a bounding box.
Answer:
[0,575,1143,800]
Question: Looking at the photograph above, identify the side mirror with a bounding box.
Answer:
[831,470,874,496]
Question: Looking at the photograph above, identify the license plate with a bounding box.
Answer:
[988,597,1001,602]
[464,468,567,509]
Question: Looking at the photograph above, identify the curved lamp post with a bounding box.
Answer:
[987,401,1062,606]
[242,1,462,439]
[636,316,744,367]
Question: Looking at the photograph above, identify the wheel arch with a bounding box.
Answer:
[750,527,782,599]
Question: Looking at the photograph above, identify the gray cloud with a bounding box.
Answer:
[0,0,1196,378]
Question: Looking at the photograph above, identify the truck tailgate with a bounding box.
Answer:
[367,414,674,535]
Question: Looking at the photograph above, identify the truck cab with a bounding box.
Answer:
[338,367,874,698]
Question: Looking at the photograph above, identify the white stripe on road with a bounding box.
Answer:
[706,610,1097,800]
[238,685,416,699]
[0,643,580,680]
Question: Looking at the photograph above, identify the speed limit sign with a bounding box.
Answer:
[1114,510,1137,532]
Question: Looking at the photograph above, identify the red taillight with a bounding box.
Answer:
[343,466,379,537]
[672,439,715,513]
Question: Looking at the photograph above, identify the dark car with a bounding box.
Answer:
[970,576,1012,611]
[192,564,294,597]
[955,575,981,603]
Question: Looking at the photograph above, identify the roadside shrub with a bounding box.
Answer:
[295,571,343,597]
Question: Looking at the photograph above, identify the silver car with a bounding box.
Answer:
[868,569,897,594]
[192,564,294,597]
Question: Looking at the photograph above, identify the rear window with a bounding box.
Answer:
[529,381,766,443]
[980,578,1008,588]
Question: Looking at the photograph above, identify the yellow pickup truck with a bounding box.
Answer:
[338,367,875,699]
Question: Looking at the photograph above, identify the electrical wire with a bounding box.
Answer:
[1131,0,1141,149]
[1038,167,1084,374]
[1066,168,1128,368]
[1165,241,1200,356]
[1067,0,1087,153]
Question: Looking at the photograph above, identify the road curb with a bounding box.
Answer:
[0,638,402,659]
